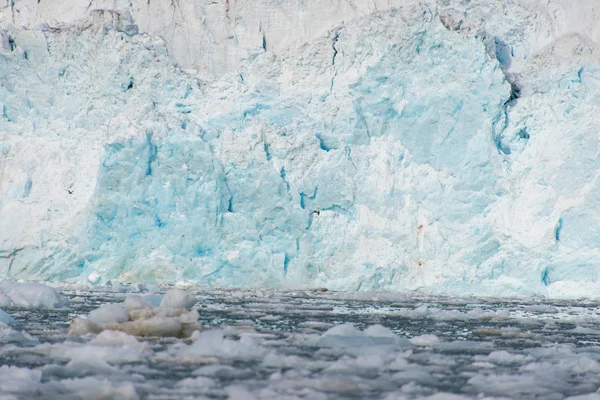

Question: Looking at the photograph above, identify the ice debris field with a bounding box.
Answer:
[0,282,599,399]
[1,0,600,298]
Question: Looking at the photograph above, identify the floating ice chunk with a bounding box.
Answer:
[324,354,389,377]
[124,295,153,311]
[90,330,149,352]
[0,366,42,394]
[128,307,192,321]
[386,355,411,371]
[0,293,13,309]
[472,361,496,369]
[363,324,397,338]
[571,326,600,335]
[316,323,412,348]
[382,391,409,400]
[262,352,305,369]
[177,376,215,389]
[104,316,185,338]
[301,321,334,330]
[565,394,600,400]
[392,369,436,386]
[88,304,129,325]
[321,323,363,337]
[410,334,440,346]
[0,308,14,325]
[183,329,266,360]
[71,299,201,338]
[0,328,35,345]
[44,356,118,378]
[0,282,68,310]
[421,394,473,400]
[193,365,254,380]
[50,343,148,365]
[60,377,138,400]
[69,317,102,336]
[141,294,163,307]
[226,386,257,400]
[87,271,103,285]
[523,304,559,313]
[160,289,197,310]
[486,350,530,365]
[467,373,555,397]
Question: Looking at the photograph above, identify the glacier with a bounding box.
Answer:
[1,0,600,298]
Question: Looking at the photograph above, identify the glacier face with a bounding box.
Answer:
[1,0,600,298]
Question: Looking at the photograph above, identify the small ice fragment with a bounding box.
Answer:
[524,304,559,313]
[0,292,13,309]
[565,394,600,400]
[0,308,14,325]
[487,350,529,364]
[410,334,440,346]
[87,271,102,285]
[124,295,153,311]
[321,323,363,337]
[90,330,148,352]
[0,365,42,393]
[184,329,265,359]
[160,289,197,310]
[88,304,129,325]
[141,294,163,307]
[0,328,34,344]
[177,376,215,389]
[69,318,102,336]
[226,386,257,400]
[60,377,138,400]
[422,394,472,400]
[316,323,412,348]
[128,307,190,321]
[104,316,183,337]
[363,324,396,338]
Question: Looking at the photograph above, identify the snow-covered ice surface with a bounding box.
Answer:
[1,0,600,297]
[1,286,600,399]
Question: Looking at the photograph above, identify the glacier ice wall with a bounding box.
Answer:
[1,0,600,298]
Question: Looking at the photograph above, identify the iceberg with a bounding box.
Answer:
[1,0,600,298]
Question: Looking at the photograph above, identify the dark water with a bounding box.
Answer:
[1,287,600,399]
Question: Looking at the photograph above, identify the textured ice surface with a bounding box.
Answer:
[0,309,13,326]
[159,289,197,309]
[1,286,600,399]
[0,282,68,309]
[1,0,600,297]
[70,290,201,337]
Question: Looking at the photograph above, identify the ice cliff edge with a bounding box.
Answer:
[1,0,600,298]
